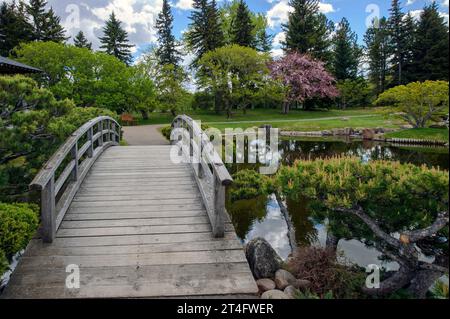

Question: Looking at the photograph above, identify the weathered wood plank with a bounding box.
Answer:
[60,216,210,228]
[56,223,235,238]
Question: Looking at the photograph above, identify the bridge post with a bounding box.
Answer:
[87,127,94,157]
[213,175,225,238]
[41,177,56,243]
[70,144,79,181]
[98,121,103,147]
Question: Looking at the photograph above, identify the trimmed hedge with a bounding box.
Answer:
[0,203,39,275]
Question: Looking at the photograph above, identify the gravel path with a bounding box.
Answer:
[122,124,169,145]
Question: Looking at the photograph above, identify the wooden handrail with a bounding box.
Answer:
[172,115,232,238]
[30,116,121,243]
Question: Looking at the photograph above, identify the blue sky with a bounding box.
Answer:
[9,0,449,59]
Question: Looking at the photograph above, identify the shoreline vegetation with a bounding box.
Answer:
[134,108,448,145]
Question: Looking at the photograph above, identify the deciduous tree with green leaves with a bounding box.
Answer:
[197,45,270,118]
[375,80,449,128]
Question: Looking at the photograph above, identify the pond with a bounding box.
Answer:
[226,137,449,271]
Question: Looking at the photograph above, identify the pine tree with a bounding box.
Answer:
[73,31,92,50]
[256,30,272,53]
[99,12,134,65]
[230,0,254,48]
[364,17,391,96]
[27,0,66,42]
[155,0,180,67]
[332,18,361,80]
[0,1,33,56]
[387,0,406,85]
[186,0,223,66]
[282,0,333,63]
[409,2,449,82]
[401,12,416,83]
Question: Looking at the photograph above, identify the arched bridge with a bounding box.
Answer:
[3,116,258,298]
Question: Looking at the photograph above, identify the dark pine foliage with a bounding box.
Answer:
[0,1,33,56]
[230,0,254,48]
[27,0,67,42]
[332,17,361,80]
[73,31,92,50]
[99,12,134,65]
[408,2,449,82]
[155,0,180,67]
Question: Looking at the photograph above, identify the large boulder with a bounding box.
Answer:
[274,269,297,290]
[256,279,276,293]
[362,129,375,140]
[245,238,283,279]
[261,290,292,299]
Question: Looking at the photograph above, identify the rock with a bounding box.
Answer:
[341,117,350,121]
[362,129,375,140]
[322,130,333,136]
[256,279,276,293]
[274,269,297,290]
[373,134,385,141]
[245,238,283,279]
[375,127,385,134]
[344,127,354,135]
[284,285,300,299]
[401,124,414,129]
[332,128,346,136]
[296,279,312,291]
[261,290,292,299]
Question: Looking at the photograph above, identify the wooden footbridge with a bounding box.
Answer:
[3,116,258,298]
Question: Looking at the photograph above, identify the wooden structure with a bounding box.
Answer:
[0,56,42,74]
[2,116,257,298]
[120,113,137,126]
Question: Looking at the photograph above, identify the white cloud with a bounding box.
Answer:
[272,31,285,47]
[408,9,423,21]
[270,48,284,58]
[266,0,335,28]
[443,0,449,7]
[175,0,193,10]
[406,0,417,6]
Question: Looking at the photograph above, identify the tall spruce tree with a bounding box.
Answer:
[73,31,92,50]
[409,2,449,82]
[186,0,223,66]
[99,12,134,65]
[282,0,333,63]
[155,0,180,67]
[401,12,416,83]
[332,17,361,80]
[27,0,66,42]
[387,0,406,85]
[364,17,391,96]
[230,0,254,48]
[0,1,33,56]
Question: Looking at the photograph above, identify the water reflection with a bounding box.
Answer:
[227,138,449,268]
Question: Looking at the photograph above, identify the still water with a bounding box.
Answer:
[227,137,449,270]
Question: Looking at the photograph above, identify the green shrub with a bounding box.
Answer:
[0,249,8,276]
[161,126,172,140]
[230,169,272,201]
[0,203,39,261]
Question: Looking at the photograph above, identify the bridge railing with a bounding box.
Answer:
[30,116,121,243]
[172,115,232,238]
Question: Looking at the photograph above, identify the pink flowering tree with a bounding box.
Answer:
[269,52,339,113]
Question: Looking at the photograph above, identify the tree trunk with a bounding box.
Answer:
[363,266,414,297]
[406,269,443,299]
[170,109,177,117]
[140,110,149,120]
[325,231,340,254]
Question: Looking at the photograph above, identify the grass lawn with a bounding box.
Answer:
[385,128,449,143]
[137,108,405,132]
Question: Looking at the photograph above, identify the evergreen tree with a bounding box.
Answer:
[409,2,449,82]
[387,0,406,85]
[207,0,224,51]
[186,0,223,66]
[230,0,254,48]
[99,12,134,65]
[282,0,333,63]
[332,17,361,80]
[401,12,416,83]
[256,29,272,53]
[73,31,92,50]
[155,0,180,67]
[27,0,66,42]
[364,17,391,96]
[0,1,33,56]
